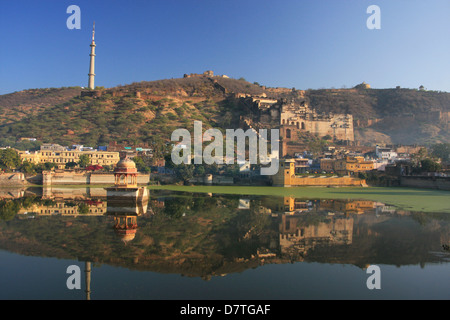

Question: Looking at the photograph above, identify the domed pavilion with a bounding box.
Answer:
[114,157,138,188]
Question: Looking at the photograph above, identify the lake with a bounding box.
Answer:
[0,185,449,300]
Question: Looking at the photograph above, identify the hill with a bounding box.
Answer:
[302,87,450,145]
[0,75,449,149]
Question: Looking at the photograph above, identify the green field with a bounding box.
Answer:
[148,185,450,213]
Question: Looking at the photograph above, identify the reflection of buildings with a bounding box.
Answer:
[18,199,107,216]
[113,215,138,243]
[0,188,25,199]
[272,197,381,215]
[106,195,148,243]
[42,186,107,200]
[278,213,354,256]
[320,199,376,215]
[238,199,250,209]
[107,197,148,216]
[264,196,401,259]
[107,199,148,243]
[276,197,315,214]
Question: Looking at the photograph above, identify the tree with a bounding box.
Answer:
[132,156,151,173]
[307,138,328,157]
[420,159,441,172]
[221,111,233,127]
[0,200,20,221]
[78,154,90,168]
[0,149,21,170]
[223,163,239,176]
[78,203,89,214]
[19,160,36,174]
[175,163,195,183]
[194,165,205,176]
[65,161,78,169]
[44,162,58,170]
[411,147,428,166]
[431,143,450,162]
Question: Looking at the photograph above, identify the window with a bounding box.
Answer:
[286,129,291,139]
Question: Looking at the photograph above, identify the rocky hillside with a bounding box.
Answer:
[302,88,450,145]
[0,75,449,148]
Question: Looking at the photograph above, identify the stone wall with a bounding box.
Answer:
[42,171,150,185]
[399,176,450,191]
[0,173,26,185]
[274,175,366,187]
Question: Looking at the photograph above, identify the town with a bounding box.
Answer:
[1,2,450,302]
[1,119,449,190]
[1,75,449,189]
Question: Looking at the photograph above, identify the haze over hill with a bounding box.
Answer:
[0,73,449,149]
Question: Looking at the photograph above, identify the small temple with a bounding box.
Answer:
[105,156,149,243]
[105,157,149,202]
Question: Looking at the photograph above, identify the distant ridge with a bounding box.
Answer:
[0,74,449,147]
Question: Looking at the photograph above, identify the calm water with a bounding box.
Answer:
[0,186,449,300]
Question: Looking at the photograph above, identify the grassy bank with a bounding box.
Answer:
[148,185,450,213]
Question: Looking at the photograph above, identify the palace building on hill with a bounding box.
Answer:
[239,96,354,153]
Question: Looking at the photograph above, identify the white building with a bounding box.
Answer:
[375,145,397,161]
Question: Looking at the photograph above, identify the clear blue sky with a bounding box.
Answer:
[1,0,449,95]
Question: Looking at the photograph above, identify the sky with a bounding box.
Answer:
[1,0,449,95]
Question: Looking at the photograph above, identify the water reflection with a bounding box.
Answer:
[0,188,449,285]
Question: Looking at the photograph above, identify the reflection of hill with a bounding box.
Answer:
[0,192,449,278]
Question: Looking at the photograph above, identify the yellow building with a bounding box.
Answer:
[321,156,374,175]
[18,149,120,169]
[320,159,334,172]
